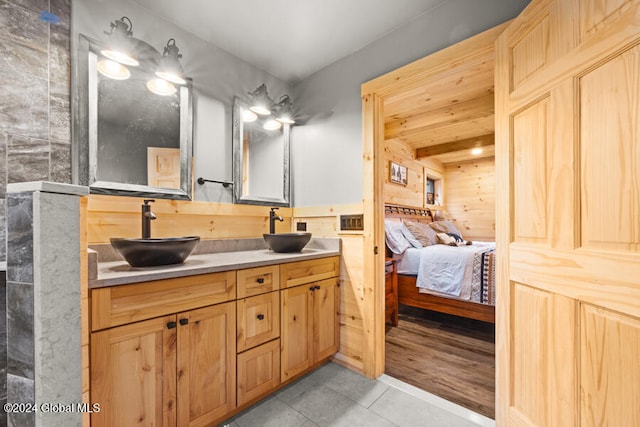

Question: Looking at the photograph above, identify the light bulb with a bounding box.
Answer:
[146,78,177,96]
[263,119,282,130]
[96,59,130,80]
[242,109,258,122]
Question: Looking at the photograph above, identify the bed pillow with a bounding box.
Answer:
[384,220,412,254]
[401,224,422,248]
[429,220,463,239]
[404,220,438,246]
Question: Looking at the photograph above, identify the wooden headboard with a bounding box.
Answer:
[384,204,433,223]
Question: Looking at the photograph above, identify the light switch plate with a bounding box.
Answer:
[340,214,364,231]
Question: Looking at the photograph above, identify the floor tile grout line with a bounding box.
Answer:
[365,383,391,409]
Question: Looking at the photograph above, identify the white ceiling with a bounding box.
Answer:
[133,0,445,84]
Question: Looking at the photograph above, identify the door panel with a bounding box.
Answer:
[496,0,640,425]
[580,305,640,424]
[90,315,177,427]
[177,303,236,427]
[513,98,549,243]
[580,45,640,252]
[281,285,313,380]
[314,279,340,361]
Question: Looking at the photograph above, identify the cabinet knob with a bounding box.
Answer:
[257,277,265,284]
[167,321,177,329]
[257,314,265,320]
[179,318,189,326]
[309,286,315,291]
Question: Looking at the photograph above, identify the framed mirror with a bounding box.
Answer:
[73,34,194,200]
[232,97,290,206]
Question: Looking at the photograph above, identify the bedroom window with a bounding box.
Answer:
[424,170,443,207]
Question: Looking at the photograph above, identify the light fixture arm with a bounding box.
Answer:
[163,38,183,60]
[106,16,134,37]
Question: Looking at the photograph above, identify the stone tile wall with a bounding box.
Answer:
[0,0,72,264]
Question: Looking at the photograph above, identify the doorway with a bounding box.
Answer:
[362,21,507,418]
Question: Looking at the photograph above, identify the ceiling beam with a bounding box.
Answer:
[416,134,495,158]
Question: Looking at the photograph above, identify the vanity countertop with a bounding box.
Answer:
[89,238,340,288]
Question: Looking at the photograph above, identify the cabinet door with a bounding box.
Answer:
[281,285,314,381]
[237,292,280,352]
[314,278,340,361]
[177,302,236,427]
[237,339,280,406]
[91,315,177,427]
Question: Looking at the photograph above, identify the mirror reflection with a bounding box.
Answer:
[232,97,290,206]
[73,33,193,200]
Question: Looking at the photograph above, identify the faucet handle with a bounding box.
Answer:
[143,199,156,205]
[270,207,279,212]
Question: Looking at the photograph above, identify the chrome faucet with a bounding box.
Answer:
[269,207,283,234]
[142,199,156,238]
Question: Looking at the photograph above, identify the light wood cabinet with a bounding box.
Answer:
[237,339,280,406]
[280,257,340,382]
[237,291,280,352]
[177,303,236,426]
[236,265,281,406]
[91,302,236,427]
[91,315,176,427]
[90,255,339,426]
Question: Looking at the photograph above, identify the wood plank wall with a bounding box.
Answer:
[384,138,445,207]
[444,157,496,241]
[85,195,366,374]
[292,204,365,373]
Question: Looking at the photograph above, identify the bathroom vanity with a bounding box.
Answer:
[88,240,340,427]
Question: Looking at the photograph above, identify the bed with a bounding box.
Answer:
[384,204,495,323]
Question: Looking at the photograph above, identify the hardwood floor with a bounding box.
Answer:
[384,304,495,418]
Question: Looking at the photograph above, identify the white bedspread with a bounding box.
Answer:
[416,245,472,296]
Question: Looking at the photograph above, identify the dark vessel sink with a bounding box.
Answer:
[263,232,312,253]
[110,236,200,267]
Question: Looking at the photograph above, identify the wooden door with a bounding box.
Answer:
[147,147,180,189]
[90,315,177,427]
[313,278,340,361]
[280,285,314,380]
[176,302,236,427]
[495,1,640,425]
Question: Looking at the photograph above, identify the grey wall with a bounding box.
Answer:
[72,0,292,205]
[0,0,72,264]
[291,0,531,207]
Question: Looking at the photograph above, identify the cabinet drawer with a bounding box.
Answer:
[91,271,236,331]
[280,256,340,288]
[237,265,279,298]
[237,292,280,352]
[237,339,280,406]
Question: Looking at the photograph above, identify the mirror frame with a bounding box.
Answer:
[232,97,291,206]
[72,34,194,200]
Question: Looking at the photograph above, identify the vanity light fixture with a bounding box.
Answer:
[100,16,139,66]
[146,77,177,96]
[96,58,131,80]
[263,118,282,131]
[246,84,296,129]
[156,39,187,85]
[241,108,258,122]
[248,84,273,115]
[275,95,295,124]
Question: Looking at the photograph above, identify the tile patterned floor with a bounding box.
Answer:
[220,362,495,427]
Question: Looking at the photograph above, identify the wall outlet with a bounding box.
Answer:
[296,222,307,231]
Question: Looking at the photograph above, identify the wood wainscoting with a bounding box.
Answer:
[83,196,370,413]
